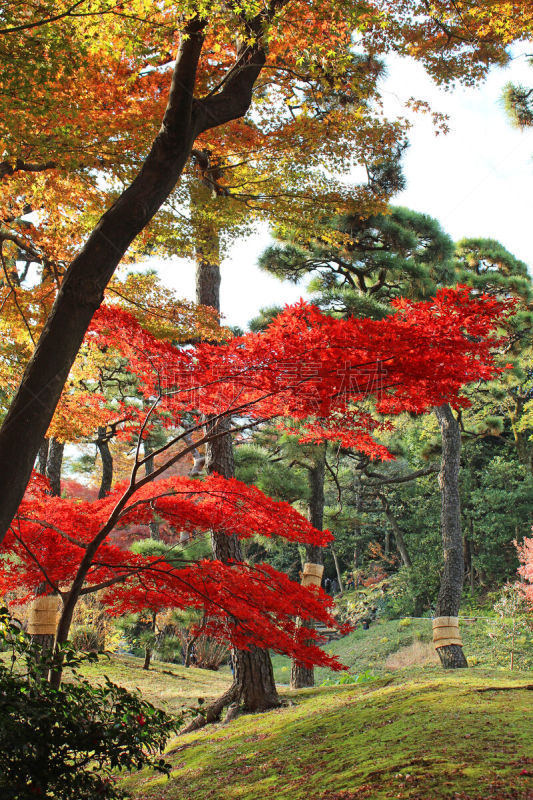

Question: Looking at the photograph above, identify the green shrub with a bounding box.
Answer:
[0,608,181,800]
[397,618,412,629]
[320,669,375,687]
[70,624,102,652]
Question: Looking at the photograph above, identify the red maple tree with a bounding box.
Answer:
[1,288,509,683]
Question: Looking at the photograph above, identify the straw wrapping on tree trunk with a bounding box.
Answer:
[432,616,463,649]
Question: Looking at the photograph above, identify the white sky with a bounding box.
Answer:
[148,47,533,330]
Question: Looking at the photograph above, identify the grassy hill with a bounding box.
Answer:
[270,616,533,684]
[58,617,532,799]
[74,653,232,715]
[122,668,533,800]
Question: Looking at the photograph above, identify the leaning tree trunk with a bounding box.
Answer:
[46,437,64,497]
[291,446,326,689]
[194,216,279,716]
[434,404,468,669]
[330,545,344,594]
[0,16,270,546]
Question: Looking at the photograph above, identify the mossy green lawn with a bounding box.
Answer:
[72,654,231,715]
[6,616,529,798]
[123,668,532,800]
[70,620,532,799]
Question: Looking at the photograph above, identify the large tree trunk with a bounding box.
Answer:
[196,233,279,714]
[96,426,113,499]
[434,404,468,669]
[232,645,278,710]
[0,14,271,545]
[291,446,326,689]
[46,437,64,497]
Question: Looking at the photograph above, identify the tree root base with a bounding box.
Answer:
[180,681,282,735]
[437,643,468,669]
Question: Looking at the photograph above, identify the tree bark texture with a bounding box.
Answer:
[46,437,64,497]
[38,438,49,474]
[196,255,221,314]
[291,447,326,689]
[232,644,279,710]
[434,404,468,669]
[306,446,326,563]
[143,611,157,670]
[96,426,113,499]
[197,250,279,712]
[0,8,274,544]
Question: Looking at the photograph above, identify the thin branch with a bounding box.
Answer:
[361,465,439,487]
[0,243,36,344]
[11,526,61,594]
[324,455,343,508]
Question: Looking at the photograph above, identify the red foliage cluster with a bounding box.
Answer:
[5,473,341,668]
[2,290,509,667]
[88,287,508,454]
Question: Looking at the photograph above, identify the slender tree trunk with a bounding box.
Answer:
[196,232,279,713]
[38,439,49,474]
[306,447,326,562]
[30,583,58,678]
[143,612,157,670]
[46,437,64,497]
[96,426,113,498]
[353,479,362,570]
[143,647,152,670]
[379,495,412,568]
[291,446,326,689]
[510,395,533,475]
[184,634,199,667]
[331,545,344,594]
[434,404,468,669]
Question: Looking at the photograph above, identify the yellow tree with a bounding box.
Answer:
[0,0,531,543]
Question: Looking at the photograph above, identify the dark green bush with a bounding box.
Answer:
[0,608,181,800]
